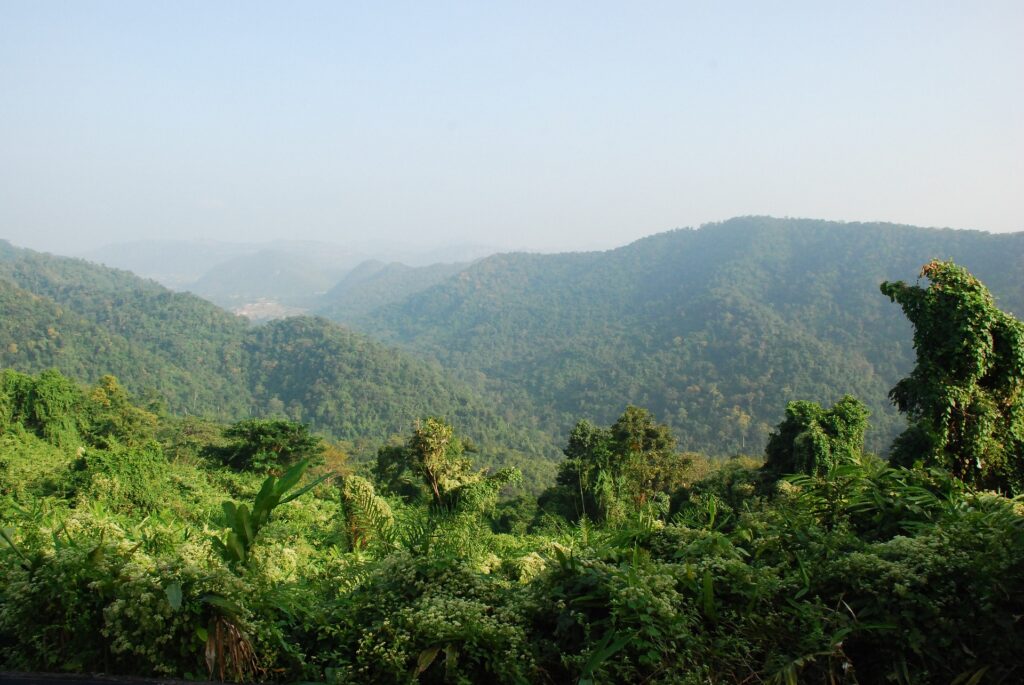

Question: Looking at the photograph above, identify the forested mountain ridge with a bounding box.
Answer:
[0,238,254,417]
[0,240,555,481]
[350,217,1024,454]
[79,239,499,316]
[5,217,1023,465]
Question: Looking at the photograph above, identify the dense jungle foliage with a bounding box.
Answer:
[1,260,1021,684]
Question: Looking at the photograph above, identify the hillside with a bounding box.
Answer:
[188,248,356,309]
[0,239,253,418]
[0,240,555,481]
[80,239,500,317]
[6,217,1023,464]
[350,217,1024,455]
[78,239,257,289]
[315,259,471,323]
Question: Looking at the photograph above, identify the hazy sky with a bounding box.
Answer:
[1,1,1021,255]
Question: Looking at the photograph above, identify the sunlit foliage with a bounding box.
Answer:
[1,260,1022,684]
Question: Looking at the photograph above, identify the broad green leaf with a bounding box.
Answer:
[235,503,254,544]
[275,459,309,495]
[415,645,441,675]
[444,643,459,678]
[702,569,717,622]
[200,593,242,616]
[165,582,183,610]
[280,470,333,505]
[579,630,631,679]
[226,531,246,563]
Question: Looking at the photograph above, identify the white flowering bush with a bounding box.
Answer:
[0,524,137,671]
[319,552,536,683]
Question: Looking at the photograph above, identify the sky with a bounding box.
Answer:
[1,1,1022,255]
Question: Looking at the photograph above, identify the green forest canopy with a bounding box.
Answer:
[3,217,1024,481]
[0,259,1022,683]
[347,217,1024,456]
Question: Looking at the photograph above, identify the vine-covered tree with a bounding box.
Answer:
[881,260,1024,493]
[1,368,87,446]
[763,395,870,477]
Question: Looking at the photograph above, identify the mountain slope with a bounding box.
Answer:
[0,241,555,481]
[0,240,253,417]
[188,249,353,309]
[316,260,471,323]
[351,217,1024,454]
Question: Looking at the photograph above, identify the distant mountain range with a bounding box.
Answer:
[7,216,1024,466]
[0,239,555,486]
[77,238,500,313]
[338,217,1024,455]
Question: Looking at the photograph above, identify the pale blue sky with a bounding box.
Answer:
[1,1,1021,254]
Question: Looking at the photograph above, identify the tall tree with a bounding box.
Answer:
[374,417,518,511]
[881,260,1024,492]
[611,405,688,507]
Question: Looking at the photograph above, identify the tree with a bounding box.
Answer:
[372,441,424,502]
[374,417,519,511]
[87,375,157,448]
[881,260,1024,492]
[551,406,690,523]
[408,417,477,508]
[763,395,870,477]
[554,419,615,521]
[1,368,86,446]
[208,418,325,472]
[611,405,689,507]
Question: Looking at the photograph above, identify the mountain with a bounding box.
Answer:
[79,239,501,316]
[347,217,1024,455]
[0,240,555,483]
[187,248,352,309]
[0,239,253,417]
[77,239,259,289]
[315,260,471,323]
[8,216,1023,466]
